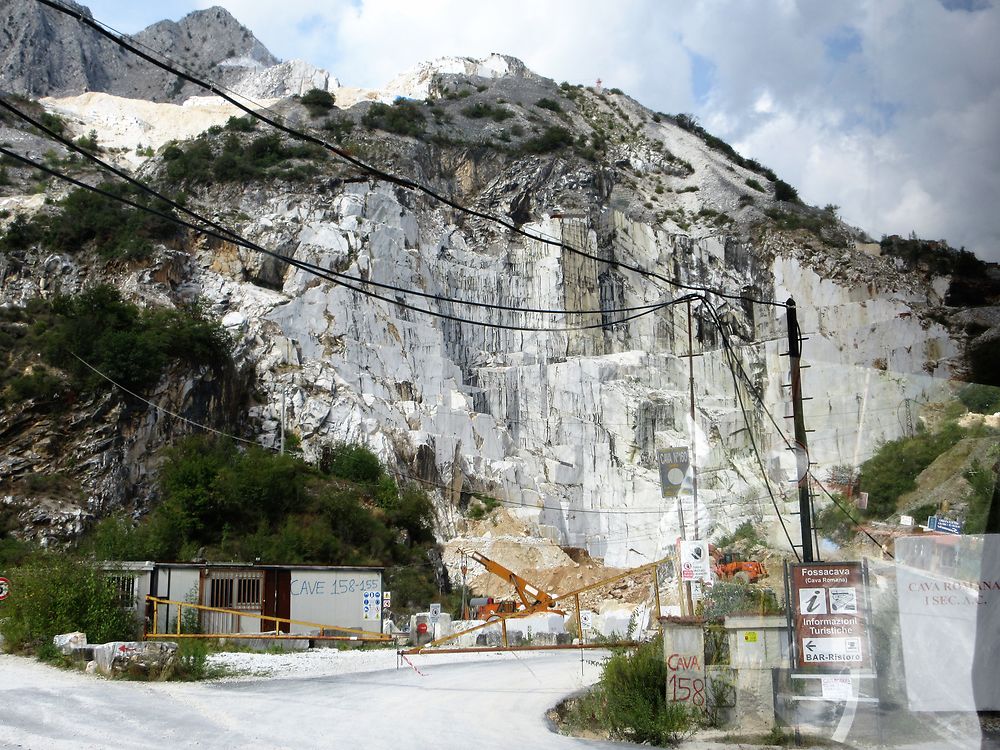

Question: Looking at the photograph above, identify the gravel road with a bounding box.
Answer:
[0,649,627,749]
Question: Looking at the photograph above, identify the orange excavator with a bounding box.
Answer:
[710,546,767,583]
[461,549,564,619]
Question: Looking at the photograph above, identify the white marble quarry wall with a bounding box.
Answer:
[198,180,960,567]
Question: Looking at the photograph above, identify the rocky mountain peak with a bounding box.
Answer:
[135,5,279,71]
[0,0,280,102]
[382,54,537,99]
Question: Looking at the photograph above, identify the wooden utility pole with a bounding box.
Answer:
[687,300,699,540]
[786,298,815,563]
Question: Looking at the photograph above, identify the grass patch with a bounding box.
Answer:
[858,422,968,518]
[714,521,763,551]
[959,383,1000,414]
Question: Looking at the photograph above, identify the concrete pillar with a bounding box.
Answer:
[724,614,790,731]
[661,618,706,707]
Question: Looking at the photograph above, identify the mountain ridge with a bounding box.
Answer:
[0,1,997,567]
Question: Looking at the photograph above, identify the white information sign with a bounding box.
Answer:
[798,587,828,615]
[429,602,442,623]
[362,590,382,621]
[679,540,711,582]
[820,675,855,701]
[801,636,863,663]
[580,611,593,631]
[829,587,858,614]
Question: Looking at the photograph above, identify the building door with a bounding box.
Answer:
[262,569,291,633]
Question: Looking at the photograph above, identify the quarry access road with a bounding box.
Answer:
[0,649,632,749]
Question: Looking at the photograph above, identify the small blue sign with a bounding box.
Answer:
[936,517,963,535]
[927,516,938,531]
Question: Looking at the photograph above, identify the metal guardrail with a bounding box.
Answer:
[144,595,392,642]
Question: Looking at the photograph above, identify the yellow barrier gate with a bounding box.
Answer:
[144,595,392,642]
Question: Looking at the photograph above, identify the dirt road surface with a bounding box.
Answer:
[0,650,626,749]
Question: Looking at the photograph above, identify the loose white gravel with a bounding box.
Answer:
[207,645,540,681]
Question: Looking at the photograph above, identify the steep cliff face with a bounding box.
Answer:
[1,20,994,561]
[0,1,316,102]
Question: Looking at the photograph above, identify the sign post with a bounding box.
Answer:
[679,540,711,583]
[790,562,870,669]
[660,447,693,615]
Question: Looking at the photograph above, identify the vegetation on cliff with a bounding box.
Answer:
[0,285,233,407]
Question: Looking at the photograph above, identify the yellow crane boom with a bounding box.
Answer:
[463,549,562,615]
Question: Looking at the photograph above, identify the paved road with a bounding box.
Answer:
[0,651,628,750]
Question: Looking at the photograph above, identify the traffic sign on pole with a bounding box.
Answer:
[0,576,10,601]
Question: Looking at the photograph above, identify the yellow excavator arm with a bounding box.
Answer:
[464,550,562,615]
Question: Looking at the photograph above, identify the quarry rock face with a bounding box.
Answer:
[0,3,996,566]
[188,175,959,566]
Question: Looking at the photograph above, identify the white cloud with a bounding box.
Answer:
[86,0,1000,261]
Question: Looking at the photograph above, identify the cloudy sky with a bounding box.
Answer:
[85,0,1000,262]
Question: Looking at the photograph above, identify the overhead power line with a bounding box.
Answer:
[700,297,893,557]
[0,141,692,334]
[33,0,787,310]
[0,99,673,324]
[13,2,886,558]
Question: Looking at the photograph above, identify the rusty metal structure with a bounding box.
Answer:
[403,555,670,655]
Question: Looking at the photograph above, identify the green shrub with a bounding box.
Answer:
[87,434,438,573]
[163,140,214,184]
[39,285,232,394]
[963,459,998,534]
[39,182,178,259]
[301,88,336,115]
[460,102,512,122]
[74,129,100,153]
[959,383,1000,414]
[519,126,574,154]
[564,637,698,746]
[0,554,138,653]
[362,100,426,138]
[714,521,763,550]
[773,179,799,202]
[0,286,232,408]
[322,116,355,142]
[700,580,782,621]
[224,116,256,132]
[319,442,385,484]
[535,97,563,113]
[858,422,968,518]
[38,112,67,137]
[745,178,765,192]
[7,366,64,404]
